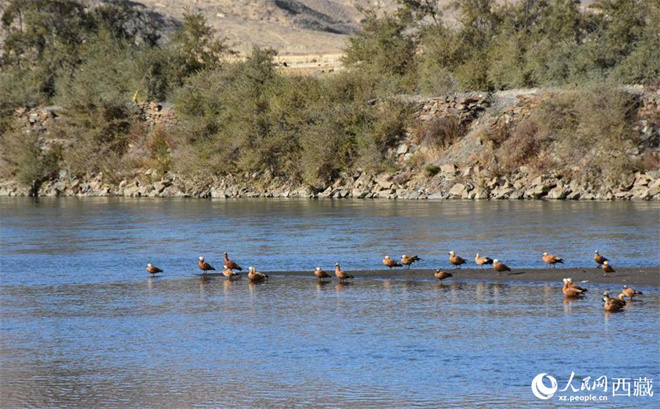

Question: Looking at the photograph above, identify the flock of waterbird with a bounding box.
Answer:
[145,250,642,312]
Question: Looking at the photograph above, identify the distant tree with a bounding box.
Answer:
[343,6,416,82]
[588,0,657,72]
[168,12,232,75]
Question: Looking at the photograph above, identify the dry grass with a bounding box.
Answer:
[414,116,467,149]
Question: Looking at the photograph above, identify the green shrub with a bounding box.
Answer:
[0,128,61,191]
[425,164,440,177]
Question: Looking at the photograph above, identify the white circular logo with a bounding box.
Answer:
[531,373,558,400]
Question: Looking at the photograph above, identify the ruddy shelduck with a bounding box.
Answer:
[601,261,615,275]
[198,256,215,274]
[542,252,563,268]
[603,296,624,312]
[223,252,243,271]
[594,250,608,266]
[335,263,353,281]
[146,263,163,276]
[603,292,626,312]
[401,254,420,269]
[493,259,511,275]
[247,266,268,282]
[434,270,453,282]
[566,278,588,293]
[383,255,402,269]
[475,253,493,269]
[562,278,585,297]
[448,251,466,268]
[314,267,331,280]
[621,285,643,300]
[222,264,240,279]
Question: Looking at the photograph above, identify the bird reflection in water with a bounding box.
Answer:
[382,279,392,293]
[335,281,352,292]
[146,276,155,292]
[435,283,451,292]
[223,278,235,294]
[248,280,266,296]
[198,275,214,297]
[315,280,331,293]
[563,296,576,314]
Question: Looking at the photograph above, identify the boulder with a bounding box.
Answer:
[566,191,581,200]
[319,187,333,198]
[524,181,556,199]
[440,164,457,175]
[427,192,445,200]
[509,190,524,200]
[488,177,504,189]
[375,173,393,190]
[491,186,512,199]
[631,186,651,200]
[210,187,227,198]
[547,186,571,200]
[648,179,660,196]
[634,174,652,187]
[614,190,632,200]
[473,187,490,200]
[352,188,369,199]
[448,183,467,198]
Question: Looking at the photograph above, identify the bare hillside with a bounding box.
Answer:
[128,0,390,54]
[121,0,594,55]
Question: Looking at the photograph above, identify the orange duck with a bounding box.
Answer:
[434,270,453,282]
[247,266,268,282]
[146,263,163,276]
[401,255,421,269]
[562,278,586,297]
[222,265,240,279]
[601,261,615,275]
[335,263,353,281]
[383,256,402,269]
[314,267,331,280]
[621,285,643,300]
[594,250,608,267]
[475,254,493,269]
[566,278,588,293]
[198,257,215,274]
[542,253,563,268]
[493,259,511,276]
[448,251,466,268]
[603,292,626,312]
[223,252,243,271]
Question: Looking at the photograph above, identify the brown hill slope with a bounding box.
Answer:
[126,0,387,54]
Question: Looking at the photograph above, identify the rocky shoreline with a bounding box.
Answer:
[1,167,659,200]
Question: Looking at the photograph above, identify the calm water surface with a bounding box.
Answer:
[1,198,659,407]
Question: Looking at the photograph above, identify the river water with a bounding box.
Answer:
[1,198,659,407]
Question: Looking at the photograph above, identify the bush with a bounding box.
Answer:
[415,116,466,149]
[425,164,440,177]
[0,128,61,191]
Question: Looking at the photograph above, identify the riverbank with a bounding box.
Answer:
[260,267,660,287]
[2,168,659,201]
[2,88,659,200]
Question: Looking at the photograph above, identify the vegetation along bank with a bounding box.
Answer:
[1,1,658,199]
